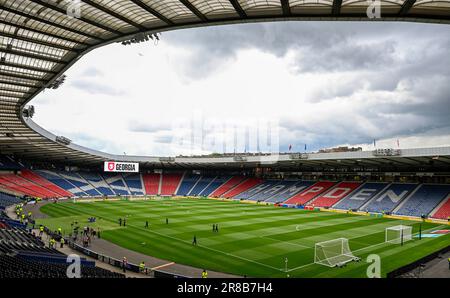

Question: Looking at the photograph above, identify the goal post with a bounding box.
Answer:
[385,225,412,244]
[314,238,359,267]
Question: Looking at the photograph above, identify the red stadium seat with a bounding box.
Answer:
[284,181,337,205]
[308,182,362,208]
[143,173,161,195]
[160,174,183,196]
[20,170,72,197]
[431,195,450,220]
[0,174,59,198]
[221,178,263,199]
[209,176,246,197]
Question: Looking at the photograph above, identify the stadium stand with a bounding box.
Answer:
[361,183,418,213]
[235,180,278,200]
[143,173,161,195]
[0,254,125,278]
[431,194,450,219]
[333,182,389,210]
[199,176,230,196]
[79,172,115,196]
[35,170,87,197]
[0,156,22,171]
[0,192,22,209]
[0,174,57,198]
[394,184,450,217]
[222,178,263,199]
[122,173,145,195]
[20,170,73,197]
[209,176,246,197]
[102,173,130,196]
[284,181,337,205]
[188,176,216,196]
[308,182,362,208]
[0,220,124,278]
[58,172,102,197]
[265,181,315,203]
[248,180,298,202]
[176,174,201,196]
[160,173,183,196]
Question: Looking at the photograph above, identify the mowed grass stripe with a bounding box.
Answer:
[38,199,449,278]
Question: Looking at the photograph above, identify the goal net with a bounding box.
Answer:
[385,225,412,244]
[314,238,358,267]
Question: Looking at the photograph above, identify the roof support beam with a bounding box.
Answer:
[0,61,58,74]
[399,0,416,16]
[0,6,101,42]
[281,0,292,16]
[332,0,343,15]
[1,48,65,64]
[0,79,41,89]
[0,29,79,53]
[81,0,147,31]
[0,71,46,82]
[0,86,33,94]
[179,0,208,22]
[129,0,175,25]
[1,20,90,47]
[229,0,247,18]
[32,0,122,36]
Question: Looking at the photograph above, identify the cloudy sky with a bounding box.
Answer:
[31,21,450,156]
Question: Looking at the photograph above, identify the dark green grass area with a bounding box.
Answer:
[37,198,450,277]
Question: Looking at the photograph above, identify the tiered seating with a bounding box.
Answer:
[19,170,72,197]
[35,170,86,196]
[334,182,388,210]
[209,176,246,197]
[0,227,61,255]
[58,172,101,197]
[0,255,124,278]
[249,180,298,202]
[199,176,230,196]
[362,183,417,213]
[122,173,144,195]
[0,174,58,198]
[0,156,22,171]
[101,173,130,196]
[176,175,201,196]
[395,184,450,217]
[284,181,336,205]
[78,172,115,196]
[222,178,263,199]
[188,176,216,196]
[0,192,22,209]
[432,195,450,219]
[309,182,362,208]
[160,173,183,196]
[265,181,315,203]
[142,173,160,195]
[234,180,277,200]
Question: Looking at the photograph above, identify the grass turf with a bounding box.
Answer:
[37,198,450,278]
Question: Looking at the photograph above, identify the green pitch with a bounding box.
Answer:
[36,198,450,277]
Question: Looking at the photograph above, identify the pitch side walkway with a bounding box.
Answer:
[20,200,238,278]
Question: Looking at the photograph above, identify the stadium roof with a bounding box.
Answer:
[1,0,450,168]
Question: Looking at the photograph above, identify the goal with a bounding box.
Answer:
[314,238,358,267]
[385,225,412,244]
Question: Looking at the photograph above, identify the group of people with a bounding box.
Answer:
[118,218,127,226]
[212,224,219,233]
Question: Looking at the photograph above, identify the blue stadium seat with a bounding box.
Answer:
[394,184,450,217]
[334,182,388,210]
[362,183,417,213]
[176,175,201,196]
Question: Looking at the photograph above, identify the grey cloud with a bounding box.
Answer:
[128,121,172,133]
[70,79,126,96]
